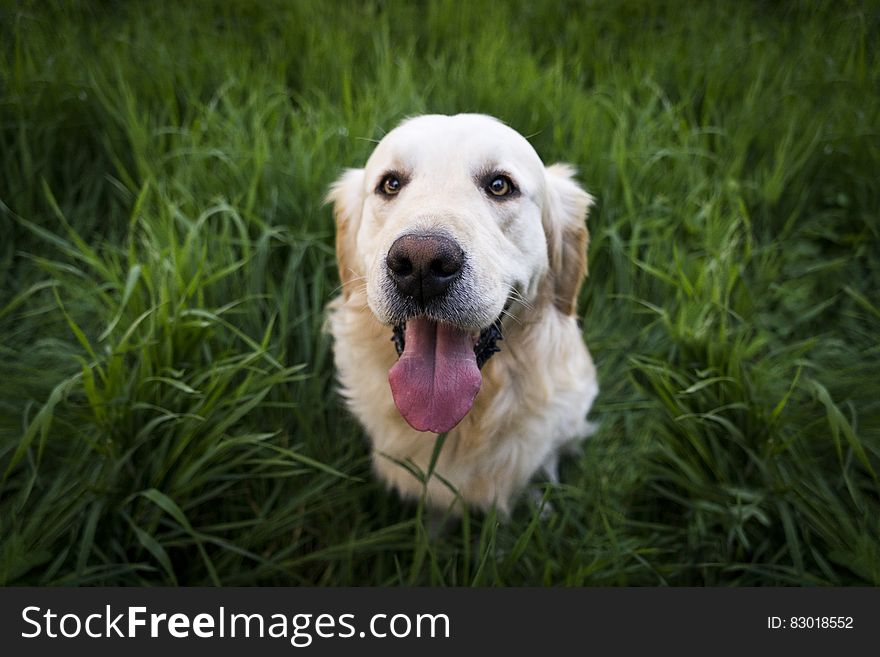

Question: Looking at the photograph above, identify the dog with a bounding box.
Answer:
[326,113,598,514]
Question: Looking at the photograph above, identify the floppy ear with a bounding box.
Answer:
[325,168,366,299]
[542,163,594,316]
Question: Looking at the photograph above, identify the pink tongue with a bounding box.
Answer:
[388,318,482,433]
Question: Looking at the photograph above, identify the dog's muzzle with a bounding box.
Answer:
[382,230,507,434]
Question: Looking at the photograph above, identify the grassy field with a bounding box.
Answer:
[1,0,878,586]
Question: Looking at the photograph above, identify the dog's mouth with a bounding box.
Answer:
[387,317,503,434]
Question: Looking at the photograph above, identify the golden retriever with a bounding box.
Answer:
[326,114,598,514]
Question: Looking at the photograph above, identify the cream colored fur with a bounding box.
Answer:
[326,114,598,514]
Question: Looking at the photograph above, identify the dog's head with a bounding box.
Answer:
[328,114,592,433]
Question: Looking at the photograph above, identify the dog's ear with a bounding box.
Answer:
[326,168,366,299]
[542,163,593,316]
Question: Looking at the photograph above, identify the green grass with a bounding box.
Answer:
[1,0,878,585]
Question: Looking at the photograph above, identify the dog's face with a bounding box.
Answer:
[360,114,550,331]
[329,114,592,434]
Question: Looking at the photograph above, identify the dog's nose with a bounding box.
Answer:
[386,233,464,305]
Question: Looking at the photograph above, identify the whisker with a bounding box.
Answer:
[508,286,534,312]
[329,274,368,298]
[500,307,522,326]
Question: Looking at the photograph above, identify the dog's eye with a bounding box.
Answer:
[379,175,402,196]
[487,175,514,197]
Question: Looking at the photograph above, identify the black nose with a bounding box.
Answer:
[386,233,464,305]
